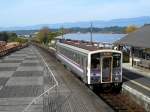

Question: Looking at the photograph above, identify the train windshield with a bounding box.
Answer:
[112,53,121,76]
[90,52,121,81]
[91,53,101,75]
[113,53,121,68]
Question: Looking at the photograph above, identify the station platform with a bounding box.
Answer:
[122,63,150,111]
[0,45,113,112]
[123,63,150,78]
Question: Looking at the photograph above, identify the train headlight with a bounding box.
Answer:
[115,77,119,81]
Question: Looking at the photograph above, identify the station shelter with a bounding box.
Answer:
[114,25,150,70]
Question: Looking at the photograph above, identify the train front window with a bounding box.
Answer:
[91,53,101,74]
[113,54,121,68]
[113,53,121,76]
[113,57,121,68]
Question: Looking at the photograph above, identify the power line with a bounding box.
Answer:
[90,22,93,44]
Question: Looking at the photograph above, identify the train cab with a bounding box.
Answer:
[90,51,122,84]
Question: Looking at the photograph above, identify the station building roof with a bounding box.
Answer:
[114,25,150,48]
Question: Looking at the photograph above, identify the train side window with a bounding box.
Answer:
[113,54,121,68]
[69,49,71,58]
[74,53,77,62]
[70,51,73,60]
[81,56,84,68]
[80,55,83,67]
[73,52,76,61]
[77,53,80,64]
[83,57,87,73]
[66,49,68,57]
[74,53,76,62]
[75,53,78,63]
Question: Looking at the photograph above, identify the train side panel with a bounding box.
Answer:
[56,52,85,78]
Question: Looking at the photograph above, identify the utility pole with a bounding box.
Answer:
[61,26,64,39]
[90,22,93,44]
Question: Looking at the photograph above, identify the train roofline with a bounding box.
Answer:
[57,42,90,54]
[57,41,122,55]
[89,49,122,55]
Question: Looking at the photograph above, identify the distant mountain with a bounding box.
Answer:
[1,16,150,31]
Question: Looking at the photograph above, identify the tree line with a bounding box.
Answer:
[32,27,61,45]
[9,25,139,36]
[0,32,28,43]
[63,26,138,34]
[0,25,138,45]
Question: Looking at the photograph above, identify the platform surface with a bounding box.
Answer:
[122,68,150,98]
[0,46,113,112]
[122,65,150,111]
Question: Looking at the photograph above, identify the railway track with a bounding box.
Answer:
[35,44,146,112]
[98,92,146,112]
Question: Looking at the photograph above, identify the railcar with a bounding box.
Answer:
[56,39,122,91]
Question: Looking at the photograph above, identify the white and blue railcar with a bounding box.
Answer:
[56,40,122,90]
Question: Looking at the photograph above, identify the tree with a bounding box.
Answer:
[0,32,9,42]
[125,26,138,33]
[37,27,50,44]
[36,27,61,45]
[48,32,60,42]
[8,32,18,42]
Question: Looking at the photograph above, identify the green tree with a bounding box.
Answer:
[0,32,9,42]
[7,32,18,42]
[48,32,60,42]
[36,27,61,45]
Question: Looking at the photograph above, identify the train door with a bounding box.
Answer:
[101,57,112,83]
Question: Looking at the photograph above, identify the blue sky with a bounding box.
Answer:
[0,0,149,27]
